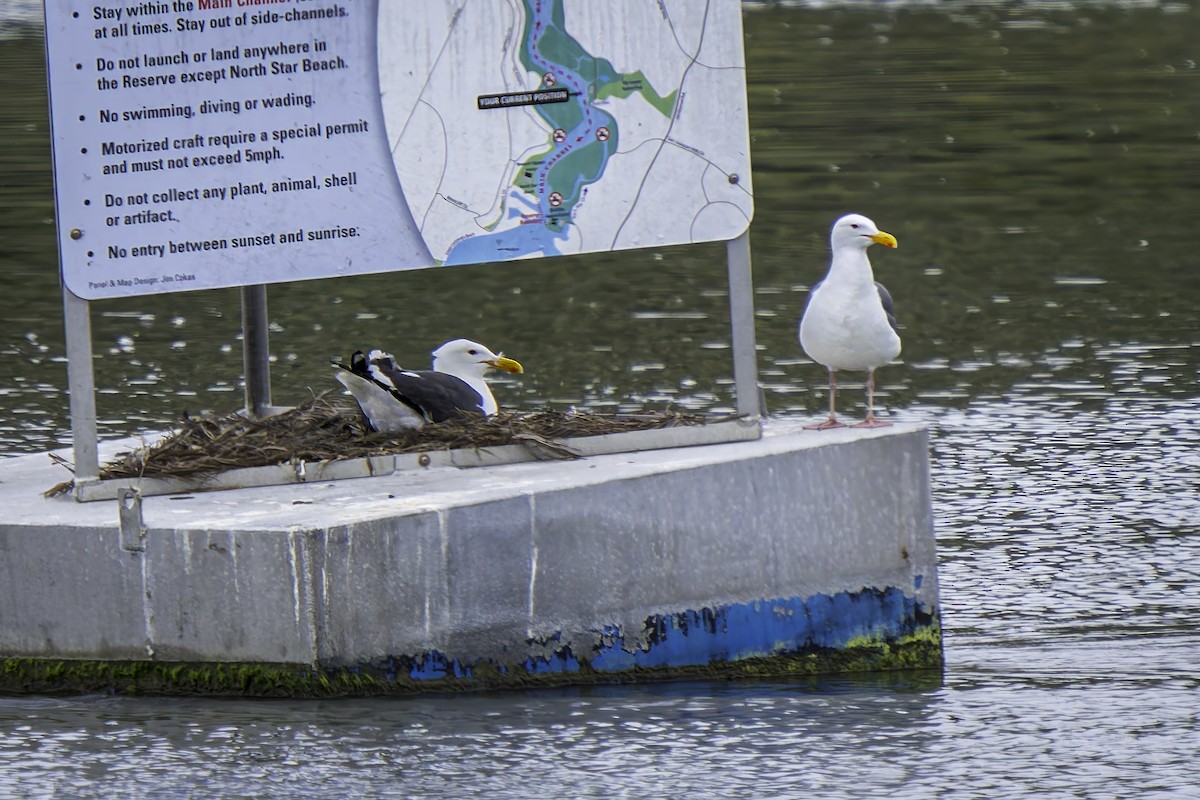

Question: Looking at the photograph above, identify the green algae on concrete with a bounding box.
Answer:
[1,624,941,698]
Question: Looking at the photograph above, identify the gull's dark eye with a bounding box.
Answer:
[468,349,478,355]
[850,223,859,229]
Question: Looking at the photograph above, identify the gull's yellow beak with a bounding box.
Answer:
[487,356,524,374]
[869,230,898,249]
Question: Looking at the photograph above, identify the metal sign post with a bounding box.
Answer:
[726,232,764,419]
[240,285,272,418]
[61,287,99,492]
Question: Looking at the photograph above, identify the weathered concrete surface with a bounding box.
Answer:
[0,419,941,695]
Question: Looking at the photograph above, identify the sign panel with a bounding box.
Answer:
[45,0,753,298]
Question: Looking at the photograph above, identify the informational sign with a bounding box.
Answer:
[45,0,753,299]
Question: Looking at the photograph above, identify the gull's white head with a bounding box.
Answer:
[831,213,898,251]
[431,339,524,379]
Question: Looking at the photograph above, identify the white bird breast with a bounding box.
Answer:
[800,282,901,372]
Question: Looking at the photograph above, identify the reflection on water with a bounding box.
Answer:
[1,634,1197,798]
[931,396,1200,644]
[1,2,1199,797]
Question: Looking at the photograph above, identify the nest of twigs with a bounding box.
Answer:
[46,393,724,496]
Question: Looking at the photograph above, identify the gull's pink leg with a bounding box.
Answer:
[806,369,846,430]
[853,369,892,428]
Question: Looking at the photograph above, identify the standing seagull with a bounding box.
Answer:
[799,213,900,429]
[333,339,523,433]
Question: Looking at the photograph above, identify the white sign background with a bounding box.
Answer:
[45,0,752,299]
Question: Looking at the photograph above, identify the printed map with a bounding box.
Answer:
[377,0,753,266]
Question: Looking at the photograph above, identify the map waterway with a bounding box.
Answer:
[446,0,628,264]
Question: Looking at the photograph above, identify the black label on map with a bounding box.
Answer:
[477,89,570,110]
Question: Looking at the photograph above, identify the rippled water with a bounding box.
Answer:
[2,1,1200,797]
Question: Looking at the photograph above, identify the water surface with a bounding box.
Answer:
[1,2,1198,797]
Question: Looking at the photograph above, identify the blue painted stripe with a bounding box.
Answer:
[382,584,934,682]
[405,650,475,682]
[528,585,932,676]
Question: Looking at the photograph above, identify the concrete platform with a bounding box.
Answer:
[0,419,941,696]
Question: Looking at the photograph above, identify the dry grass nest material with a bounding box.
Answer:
[47,393,729,495]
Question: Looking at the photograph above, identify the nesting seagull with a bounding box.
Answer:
[333,338,523,433]
[798,213,900,429]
